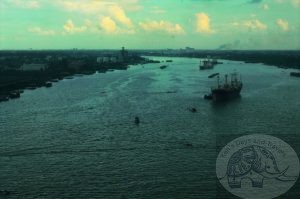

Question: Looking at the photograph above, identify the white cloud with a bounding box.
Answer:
[98,16,135,34]
[291,0,300,7]
[233,19,267,31]
[56,1,134,30]
[63,20,87,34]
[276,19,289,31]
[275,0,300,7]
[109,5,133,27]
[99,17,117,33]
[195,12,213,34]
[261,3,269,10]
[139,20,185,35]
[28,27,55,36]
[244,20,267,30]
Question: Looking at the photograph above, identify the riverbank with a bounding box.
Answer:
[138,50,300,69]
[0,49,159,102]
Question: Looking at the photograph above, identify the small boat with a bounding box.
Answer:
[26,84,37,90]
[160,65,168,69]
[166,60,173,62]
[188,107,197,113]
[0,95,9,102]
[50,79,59,82]
[27,87,36,90]
[208,73,219,78]
[290,72,300,77]
[9,91,21,99]
[134,116,140,125]
[64,76,74,79]
[0,190,10,196]
[74,74,84,77]
[45,82,52,87]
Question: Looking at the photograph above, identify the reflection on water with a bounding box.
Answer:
[0,57,300,198]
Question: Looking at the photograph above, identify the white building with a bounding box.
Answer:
[21,63,47,71]
[97,56,118,63]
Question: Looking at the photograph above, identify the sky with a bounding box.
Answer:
[0,0,299,50]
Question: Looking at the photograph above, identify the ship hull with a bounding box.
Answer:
[199,65,213,70]
[212,87,242,102]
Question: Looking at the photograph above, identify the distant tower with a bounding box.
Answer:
[120,47,128,62]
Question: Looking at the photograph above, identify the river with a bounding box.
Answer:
[0,57,300,198]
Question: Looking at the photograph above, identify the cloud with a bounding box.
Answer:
[109,5,133,27]
[139,20,185,35]
[28,27,55,36]
[63,20,87,34]
[291,0,300,7]
[244,20,267,30]
[195,12,213,33]
[6,0,40,9]
[261,3,269,10]
[99,17,117,33]
[233,19,267,31]
[98,16,135,34]
[276,19,289,31]
[57,0,136,32]
[275,0,300,7]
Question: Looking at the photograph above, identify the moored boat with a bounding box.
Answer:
[50,79,59,82]
[45,82,52,87]
[9,91,21,99]
[0,94,9,102]
[290,72,300,77]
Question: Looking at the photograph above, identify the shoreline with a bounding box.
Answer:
[0,57,158,102]
[138,50,300,70]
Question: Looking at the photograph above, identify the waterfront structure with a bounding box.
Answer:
[20,63,47,71]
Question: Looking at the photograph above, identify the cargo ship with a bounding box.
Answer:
[199,56,223,70]
[199,57,214,70]
[204,73,242,102]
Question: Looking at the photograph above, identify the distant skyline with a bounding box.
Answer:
[0,0,299,50]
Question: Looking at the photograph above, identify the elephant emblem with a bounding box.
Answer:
[220,145,297,188]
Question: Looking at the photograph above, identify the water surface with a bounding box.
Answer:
[1,57,300,198]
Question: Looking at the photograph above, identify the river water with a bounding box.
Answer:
[0,57,300,198]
